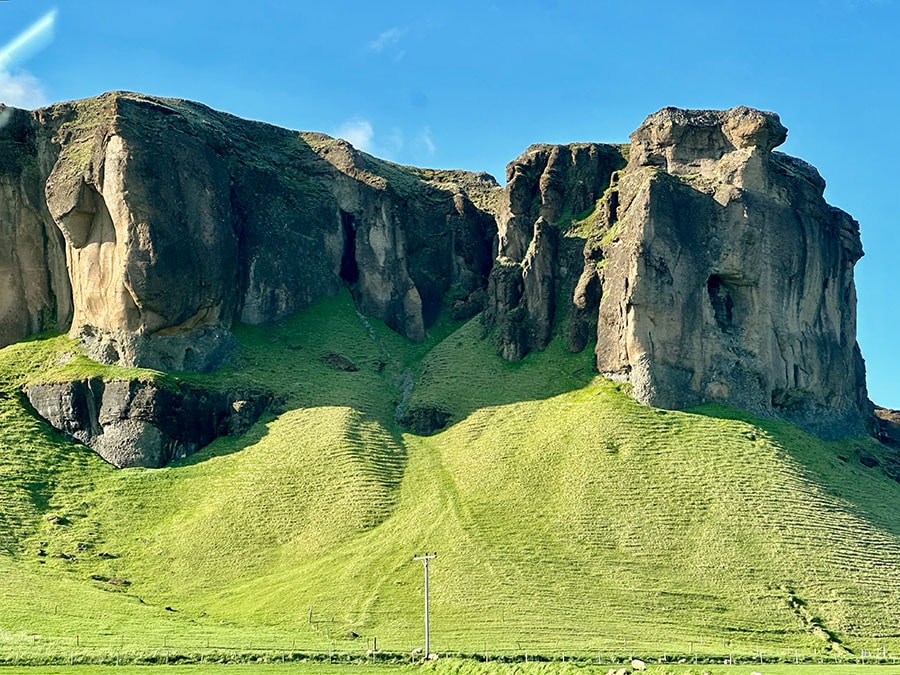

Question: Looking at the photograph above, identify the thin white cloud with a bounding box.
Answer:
[0,70,47,109]
[418,127,436,156]
[0,9,57,109]
[384,127,404,156]
[336,119,375,153]
[334,121,433,163]
[369,27,405,52]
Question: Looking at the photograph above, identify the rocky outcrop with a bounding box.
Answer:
[485,107,869,438]
[0,94,879,439]
[483,143,626,360]
[0,105,71,346]
[398,404,452,435]
[874,407,900,447]
[1,92,498,370]
[24,378,269,468]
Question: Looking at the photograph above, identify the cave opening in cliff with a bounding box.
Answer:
[707,274,735,330]
[339,210,359,285]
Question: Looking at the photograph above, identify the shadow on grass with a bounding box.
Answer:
[171,413,275,467]
[398,319,598,433]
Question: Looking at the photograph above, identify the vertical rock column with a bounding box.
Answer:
[594,107,868,437]
[0,105,71,347]
[483,143,625,360]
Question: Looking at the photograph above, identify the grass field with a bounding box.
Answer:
[2,291,900,667]
[2,662,900,675]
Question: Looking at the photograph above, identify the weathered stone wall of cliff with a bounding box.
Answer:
[0,104,71,346]
[0,94,876,442]
[1,92,498,371]
[484,106,869,438]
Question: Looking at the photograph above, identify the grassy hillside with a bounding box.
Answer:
[1,291,900,665]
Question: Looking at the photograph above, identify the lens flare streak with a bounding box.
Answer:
[0,9,57,70]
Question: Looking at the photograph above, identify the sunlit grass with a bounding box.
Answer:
[1,291,900,666]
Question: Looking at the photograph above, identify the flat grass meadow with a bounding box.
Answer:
[2,660,900,674]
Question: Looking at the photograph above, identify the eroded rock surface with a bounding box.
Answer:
[485,106,870,438]
[483,143,626,360]
[0,95,881,440]
[0,104,71,346]
[2,92,498,370]
[25,378,269,468]
[874,407,900,447]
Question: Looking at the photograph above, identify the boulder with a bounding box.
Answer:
[24,378,269,468]
[399,405,452,435]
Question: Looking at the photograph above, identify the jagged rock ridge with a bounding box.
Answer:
[483,142,627,360]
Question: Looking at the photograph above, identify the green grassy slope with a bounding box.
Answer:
[1,291,900,664]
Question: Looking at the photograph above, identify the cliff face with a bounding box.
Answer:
[0,94,875,444]
[483,143,626,360]
[0,105,71,346]
[485,107,869,438]
[2,92,498,371]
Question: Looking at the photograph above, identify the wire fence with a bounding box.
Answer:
[0,633,899,668]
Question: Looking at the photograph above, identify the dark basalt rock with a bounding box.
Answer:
[399,405,452,435]
[24,378,269,468]
[483,142,627,361]
[321,352,358,372]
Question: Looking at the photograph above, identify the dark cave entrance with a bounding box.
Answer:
[340,210,359,285]
[707,274,736,330]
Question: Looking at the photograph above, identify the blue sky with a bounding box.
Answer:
[1,0,898,407]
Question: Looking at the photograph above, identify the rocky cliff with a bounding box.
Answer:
[1,92,498,371]
[483,142,626,360]
[0,105,71,346]
[484,107,869,438]
[0,94,877,446]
